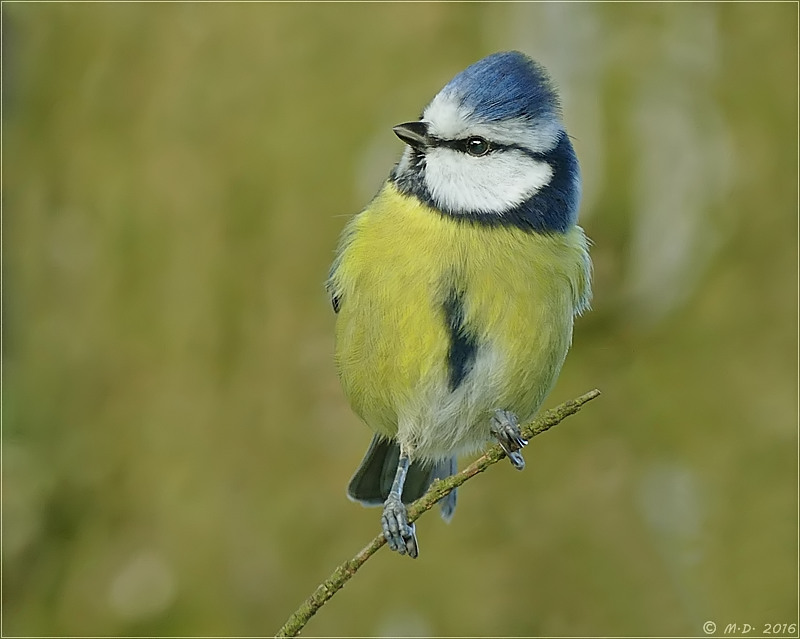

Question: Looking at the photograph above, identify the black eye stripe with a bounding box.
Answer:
[427,136,545,160]
[433,136,494,155]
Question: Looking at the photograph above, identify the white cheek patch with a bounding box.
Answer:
[423,148,553,215]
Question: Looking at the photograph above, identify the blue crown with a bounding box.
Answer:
[437,51,560,123]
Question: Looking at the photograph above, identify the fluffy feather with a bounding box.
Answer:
[328,183,591,464]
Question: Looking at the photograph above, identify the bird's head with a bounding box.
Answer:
[390,51,580,233]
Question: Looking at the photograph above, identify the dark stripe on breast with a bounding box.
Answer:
[442,288,478,390]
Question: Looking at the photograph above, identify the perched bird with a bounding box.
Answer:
[327,51,592,558]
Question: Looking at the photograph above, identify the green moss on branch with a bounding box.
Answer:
[276,388,601,638]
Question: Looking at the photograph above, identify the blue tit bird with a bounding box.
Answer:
[327,51,592,558]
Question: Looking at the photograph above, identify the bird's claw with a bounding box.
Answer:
[381,495,419,558]
[491,409,528,470]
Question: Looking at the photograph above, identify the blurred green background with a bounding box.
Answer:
[3,3,797,637]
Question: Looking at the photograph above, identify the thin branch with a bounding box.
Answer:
[275,388,601,638]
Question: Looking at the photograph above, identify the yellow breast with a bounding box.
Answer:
[329,182,591,460]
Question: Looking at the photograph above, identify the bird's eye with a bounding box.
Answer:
[466,137,490,157]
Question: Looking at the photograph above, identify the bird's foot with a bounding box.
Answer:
[490,409,528,470]
[381,494,418,558]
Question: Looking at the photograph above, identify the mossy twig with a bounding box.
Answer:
[276,388,601,638]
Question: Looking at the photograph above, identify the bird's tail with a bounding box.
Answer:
[347,435,457,521]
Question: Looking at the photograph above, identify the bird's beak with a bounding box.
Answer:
[393,121,431,149]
